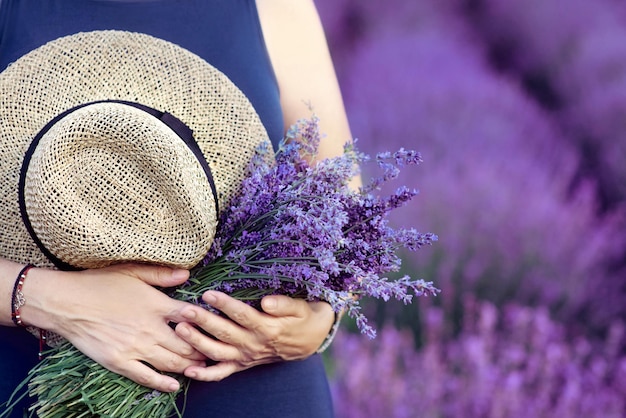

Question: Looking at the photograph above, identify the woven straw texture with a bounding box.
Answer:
[25,102,218,269]
[0,30,272,269]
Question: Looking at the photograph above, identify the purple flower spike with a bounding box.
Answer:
[177,116,437,338]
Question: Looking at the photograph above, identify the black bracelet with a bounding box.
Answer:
[11,264,34,327]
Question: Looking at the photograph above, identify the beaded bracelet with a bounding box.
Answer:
[10,264,48,359]
[11,264,34,327]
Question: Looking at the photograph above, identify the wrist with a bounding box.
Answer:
[19,267,67,332]
[10,264,35,326]
[315,300,341,354]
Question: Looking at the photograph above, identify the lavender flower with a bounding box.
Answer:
[179,116,438,339]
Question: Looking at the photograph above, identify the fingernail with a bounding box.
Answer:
[186,370,197,379]
[203,291,217,305]
[171,269,188,280]
[178,325,191,337]
[263,297,277,310]
[182,310,197,320]
[168,382,180,392]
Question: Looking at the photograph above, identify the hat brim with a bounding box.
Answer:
[0,30,272,268]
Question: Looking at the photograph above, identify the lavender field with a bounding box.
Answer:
[316,1,626,416]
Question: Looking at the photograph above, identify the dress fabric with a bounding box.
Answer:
[0,1,335,417]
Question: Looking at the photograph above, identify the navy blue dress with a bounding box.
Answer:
[0,1,335,417]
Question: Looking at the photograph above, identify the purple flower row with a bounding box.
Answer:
[330,299,626,418]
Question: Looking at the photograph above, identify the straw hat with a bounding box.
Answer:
[0,30,272,270]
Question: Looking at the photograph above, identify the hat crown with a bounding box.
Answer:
[23,101,218,269]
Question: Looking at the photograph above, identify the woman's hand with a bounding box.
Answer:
[22,264,208,393]
[174,291,335,381]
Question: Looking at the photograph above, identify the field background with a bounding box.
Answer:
[315,1,626,416]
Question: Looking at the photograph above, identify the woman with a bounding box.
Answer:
[0,0,353,416]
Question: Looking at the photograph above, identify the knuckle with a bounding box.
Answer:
[240,360,254,368]
[230,309,249,324]
[214,329,233,342]
[134,370,154,387]
[278,347,306,361]
[287,353,308,361]
[100,350,124,368]
[238,350,256,364]
[242,342,275,364]
[180,344,195,357]
[280,353,296,361]
[264,324,281,341]
[206,347,224,361]
[165,355,182,371]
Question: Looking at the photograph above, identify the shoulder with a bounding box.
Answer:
[255,0,324,55]
[255,0,318,19]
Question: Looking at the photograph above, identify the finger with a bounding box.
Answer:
[179,307,251,349]
[183,361,246,382]
[164,299,234,350]
[156,327,207,361]
[178,306,251,347]
[159,334,206,361]
[309,300,334,318]
[261,294,308,318]
[202,291,268,329]
[175,322,241,362]
[118,360,182,393]
[110,263,189,287]
[142,344,206,374]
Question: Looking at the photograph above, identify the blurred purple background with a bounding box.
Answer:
[315,1,626,416]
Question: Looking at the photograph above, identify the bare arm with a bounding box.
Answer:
[258,0,353,161]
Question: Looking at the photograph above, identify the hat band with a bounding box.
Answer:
[18,100,219,271]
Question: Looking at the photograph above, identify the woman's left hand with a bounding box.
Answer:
[174,290,335,381]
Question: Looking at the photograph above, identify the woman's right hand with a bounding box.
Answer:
[20,263,208,393]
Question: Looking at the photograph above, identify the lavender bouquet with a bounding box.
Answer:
[178,117,438,336]
[2,117,437,418]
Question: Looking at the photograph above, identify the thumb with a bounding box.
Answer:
[120,264,190,287]
[261,295,306,317]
